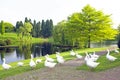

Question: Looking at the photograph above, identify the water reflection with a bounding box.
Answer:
[91,41,117,48]
[0,41,117,64]
[0,42,71,64]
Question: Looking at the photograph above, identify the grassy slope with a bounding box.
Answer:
[0,47,111,79]
[0,33,48,46]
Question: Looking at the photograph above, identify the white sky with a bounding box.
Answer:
[0,0,120,28]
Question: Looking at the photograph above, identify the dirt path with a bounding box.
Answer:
[4,50,120,80]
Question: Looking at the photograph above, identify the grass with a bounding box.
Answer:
[0,33,48,46]
[0,47,108,79]
[76,50,120,72]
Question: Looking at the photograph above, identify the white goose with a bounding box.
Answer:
[29,54,36,68]
[76,52,83,59]
[56,52,63,59]
[106,49,117,61]
[2,58,11,70]
[44,60,57,68]
[36,58,42,64]
[89,53,98,62]
[70,50,76,56]
[86,59,100,69]
[84,52,90,62]
[92,51,99,58]
[85,54,100,69]
[57,57,64,64]
[56,53,65,64]
[45,54,54,62]
[114,49,119,53]
[18,62,24,66]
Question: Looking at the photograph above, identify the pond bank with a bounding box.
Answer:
[4,58,120,80]
[0,45,18,48]
[4,49,120,80]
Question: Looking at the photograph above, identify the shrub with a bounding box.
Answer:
[0,40,6,46]
[5,39,12,45]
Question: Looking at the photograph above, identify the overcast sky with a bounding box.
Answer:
[0,0,120,28]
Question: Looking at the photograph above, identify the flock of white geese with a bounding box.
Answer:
[1,48,119,70]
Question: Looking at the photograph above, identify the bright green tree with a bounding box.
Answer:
[53,4,118,48]
[23,22,33,36]
[67,5,118,48]
[18,22,33,39]
[4,22,14,32]
[53,20,68,45]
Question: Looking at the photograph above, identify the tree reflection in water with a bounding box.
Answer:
[0,42,72,64]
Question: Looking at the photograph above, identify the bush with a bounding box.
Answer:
[5,39,12,45]
[0,40,6,46]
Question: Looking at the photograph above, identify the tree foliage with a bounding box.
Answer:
[53,5,118,48]
[17,22,33,39]
[0,20,5,35]
[15,17,53,38]
[4,22,14,32]
[41,19,53,38]
[53,20,69,45]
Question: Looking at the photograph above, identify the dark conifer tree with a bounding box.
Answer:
[15,21,20,29]
[49,19,53,36]
[31,20,37,37]
[0,20,5,35]
[35,21,40,37]
[25,17,29,22]
[41,19,53,38]
[41,20,45,37]
[45,19,50,37]
[15,21,23,32]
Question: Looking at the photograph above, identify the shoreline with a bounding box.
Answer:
[0,45,18,48]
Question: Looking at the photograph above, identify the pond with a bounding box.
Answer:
[90,41,118,48]
[0,41,118,64]
[0,42,72,64]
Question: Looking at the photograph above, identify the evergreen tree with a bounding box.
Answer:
[31,20,37,37]
[0,20,5,35]
[45,19,50,37]
[41,19,53,38]
[36,21,41,37]
[41,20,45,37]
[25,17,29,22]
[49,19,53,36]
[15,21,23,32]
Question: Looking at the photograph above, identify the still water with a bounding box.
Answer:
[0,42,71,64]
[0,41,118,64]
